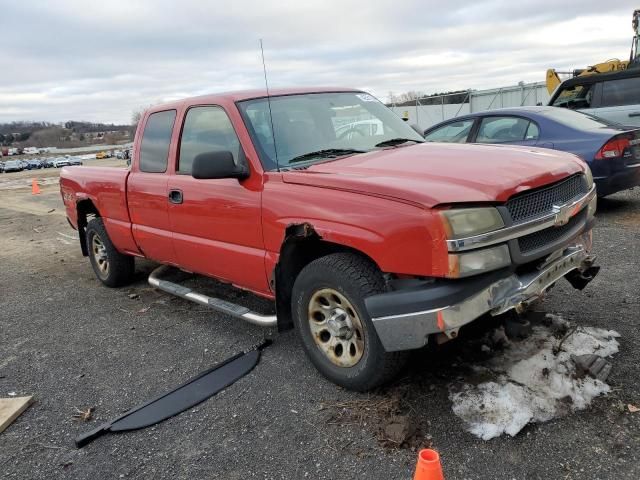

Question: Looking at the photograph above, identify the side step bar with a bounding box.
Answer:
[148,265,277,327]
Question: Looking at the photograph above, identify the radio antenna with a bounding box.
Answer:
[260,39,279,170]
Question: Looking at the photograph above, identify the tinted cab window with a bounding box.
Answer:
[139,110,176,173]
[424,119,474,143]
[601,77,640,107]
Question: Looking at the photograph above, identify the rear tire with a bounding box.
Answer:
[86,217,134,287]
[292,252,408,391]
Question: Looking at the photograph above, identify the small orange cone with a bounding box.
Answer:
[413,449,444,480]
[31,178,41,195]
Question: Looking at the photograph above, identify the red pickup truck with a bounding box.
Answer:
[60,87,599,391]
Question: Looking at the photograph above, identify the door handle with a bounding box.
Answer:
[168,189,183,204]
[628,112,640,117]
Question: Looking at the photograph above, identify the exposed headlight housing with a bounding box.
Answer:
[448,244,511,278]
[441,207,504,239]
[587,195,597,218]
[584,167,594,189]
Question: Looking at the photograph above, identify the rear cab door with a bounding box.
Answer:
[127,108,180,264]
[582,76,640,127]
[166,100,269,295]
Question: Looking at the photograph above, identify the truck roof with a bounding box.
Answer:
[148,86,362,111]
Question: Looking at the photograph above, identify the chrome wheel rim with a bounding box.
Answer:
[92,235,109,277]
[308,288,365,367]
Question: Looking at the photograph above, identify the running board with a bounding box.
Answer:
[148,265,277,327]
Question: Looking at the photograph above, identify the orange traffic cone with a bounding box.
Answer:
[413,449,444,480]
[31,178,41,195]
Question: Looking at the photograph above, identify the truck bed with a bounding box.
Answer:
[58,166,141,258]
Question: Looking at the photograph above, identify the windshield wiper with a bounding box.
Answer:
[289,148,366,164]
[375,138,423,148]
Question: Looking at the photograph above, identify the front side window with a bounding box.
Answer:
[551,83,593,109]
[139,110,176,173]
[424,119,474,143]
[601,77,640,107]
[237,92,424,170]
[178,106,241,174]
[476,117,537,143]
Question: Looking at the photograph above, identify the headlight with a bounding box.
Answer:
[448,244,511,278]
[584,167,594,189]
[441,207,504,239]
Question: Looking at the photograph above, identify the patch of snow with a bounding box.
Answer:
[449,315,619,440]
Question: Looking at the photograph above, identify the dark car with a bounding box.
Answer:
[25,159,43,170]
[423,106,640,197]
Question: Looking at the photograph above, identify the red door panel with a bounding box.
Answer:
[127,172,177,264]
[167,176,267,293]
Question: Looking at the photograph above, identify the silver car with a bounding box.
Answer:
[53,157,70,168]
[3,159,23,172]
[549,69,640,127]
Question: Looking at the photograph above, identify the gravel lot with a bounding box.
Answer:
[1,171,639,479]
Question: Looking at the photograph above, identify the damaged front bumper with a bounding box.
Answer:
[365,235,599,352]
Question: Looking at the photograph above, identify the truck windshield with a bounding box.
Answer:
[237,92,424,170]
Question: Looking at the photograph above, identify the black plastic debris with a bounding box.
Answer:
[75,339,272,448]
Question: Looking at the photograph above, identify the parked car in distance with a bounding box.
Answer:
[60,88,599,391]
[3,159,24,172]
[41,158,55,168]
[423,106,640,197]
[0,161,5,173]
[548,68,640,127]
[96,151,107,159]
[25,159,43,170]
[68,156,83,166]
[52,157,70,168]
[115,150,124,159]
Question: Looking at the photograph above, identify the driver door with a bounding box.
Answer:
[167,105,267,293]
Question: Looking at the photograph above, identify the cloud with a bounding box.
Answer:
[0,0,637,123]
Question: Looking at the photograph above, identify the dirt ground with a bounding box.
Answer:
[0,168,639,479]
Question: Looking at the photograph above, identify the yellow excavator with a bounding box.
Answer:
[546,9,640,94]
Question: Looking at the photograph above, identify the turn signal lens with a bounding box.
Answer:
[448,244,511,278]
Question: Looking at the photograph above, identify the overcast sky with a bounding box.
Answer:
[1,0,637,124]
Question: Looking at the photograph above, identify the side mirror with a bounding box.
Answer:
[192,151,249,180]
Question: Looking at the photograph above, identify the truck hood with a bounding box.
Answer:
[281,143,586,207]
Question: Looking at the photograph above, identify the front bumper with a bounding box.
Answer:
[365,234,598,352]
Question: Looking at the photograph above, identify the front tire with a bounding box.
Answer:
[292,253,408,391]
[85,217,134,287]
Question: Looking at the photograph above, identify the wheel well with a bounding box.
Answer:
[274,224,380,332]
[76,199,100,256]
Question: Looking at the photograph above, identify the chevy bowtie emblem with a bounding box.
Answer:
[552,203,576,227]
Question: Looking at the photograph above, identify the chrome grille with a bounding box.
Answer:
[518,210,585,254]
[506,175,588,224]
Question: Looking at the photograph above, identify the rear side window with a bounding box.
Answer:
[178,106,241,174]
[601,77,640,107]
[139,110,176,173]
[424,119,474,143]
[476,116,538,143]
